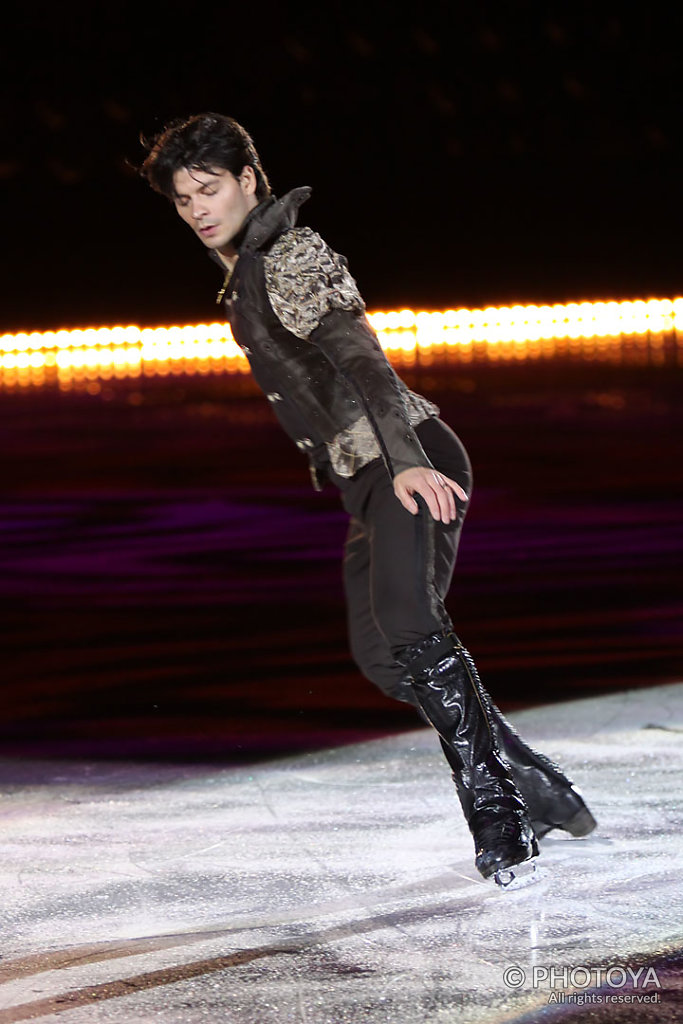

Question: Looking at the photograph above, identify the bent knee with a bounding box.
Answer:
[350,649,418,706]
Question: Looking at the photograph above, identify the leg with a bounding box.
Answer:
[344,421,595,846]
[344,499,595,844]
[341,419,469,702]
[345,572,596,844]
[342,427,535,882]
[397,629,538,881]
[408,425,594,839]
[343,513,416,704]
[341,419,470,701]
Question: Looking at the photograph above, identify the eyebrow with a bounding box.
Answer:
[173,180,219,201]
[172,167,222,201]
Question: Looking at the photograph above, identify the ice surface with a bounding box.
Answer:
[0,683,682,1022]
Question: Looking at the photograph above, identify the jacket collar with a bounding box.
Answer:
[208,186,311,271]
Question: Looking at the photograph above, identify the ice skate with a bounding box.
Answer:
[488,702,597,840]
[398,631,538,884]
[468,782,539,885]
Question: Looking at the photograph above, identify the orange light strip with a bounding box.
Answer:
[0,324,246,369]
[1,298,681,388]
[371,298,683,347]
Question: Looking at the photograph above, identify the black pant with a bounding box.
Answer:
[331,418,473,703]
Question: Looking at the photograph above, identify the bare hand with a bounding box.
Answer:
[393,467,469,523]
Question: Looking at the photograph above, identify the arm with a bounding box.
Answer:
[263,228,468,520]
[310,307,432,478]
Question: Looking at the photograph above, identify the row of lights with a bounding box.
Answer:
[1,298,680,388]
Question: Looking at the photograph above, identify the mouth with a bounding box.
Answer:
[198,224,218,238]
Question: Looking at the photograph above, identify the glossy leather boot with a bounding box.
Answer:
[398,631,538,883]
[488,702,597,839]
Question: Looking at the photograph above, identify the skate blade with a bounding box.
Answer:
[494,859,538,890]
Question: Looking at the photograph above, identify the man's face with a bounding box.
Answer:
[172,165,259,256]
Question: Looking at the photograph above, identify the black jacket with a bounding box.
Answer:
[212,187,438,489]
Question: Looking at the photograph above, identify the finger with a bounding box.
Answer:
[432,473,457,521]
[414,482,443,521]
[393,482,419,515]
[445,482,456,521]
[440,474,469,503]
[437,481,455,523]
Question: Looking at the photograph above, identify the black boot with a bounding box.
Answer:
[488,703,597,839]
[398,631,538,883]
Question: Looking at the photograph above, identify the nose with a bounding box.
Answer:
[191,197,209,220]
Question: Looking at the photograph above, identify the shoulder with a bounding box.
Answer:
[265,227,338,272]
[262,227,365,339]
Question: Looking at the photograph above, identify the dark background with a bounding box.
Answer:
[1,2,681,759]
[2,2,683,328]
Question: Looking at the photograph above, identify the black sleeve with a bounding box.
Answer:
[263,226,434,478]
[310,308,434,478]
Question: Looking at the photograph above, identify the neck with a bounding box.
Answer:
[216,247,238,274]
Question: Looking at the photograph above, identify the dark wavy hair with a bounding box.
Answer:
[141,112,271,200]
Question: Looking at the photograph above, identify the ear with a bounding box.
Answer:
[239,165,258,197]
